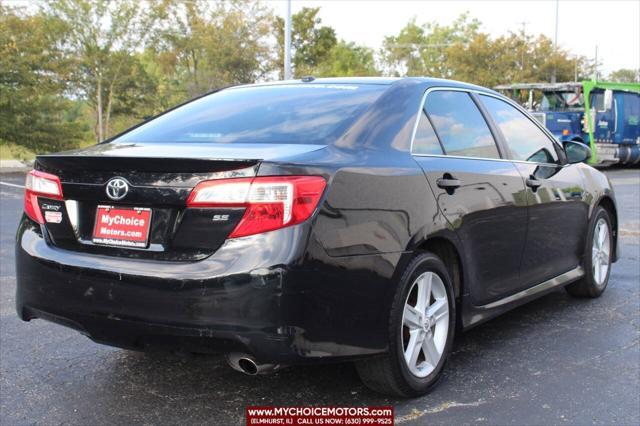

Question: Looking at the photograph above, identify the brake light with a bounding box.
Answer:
[187,176,326,238]
[24,170,63,224]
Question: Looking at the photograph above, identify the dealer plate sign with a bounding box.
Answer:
[92,205,152,248]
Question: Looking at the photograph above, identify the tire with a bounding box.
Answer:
[565,206,613,298]
[355,252,456,397]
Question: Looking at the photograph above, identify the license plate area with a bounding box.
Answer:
[92,205,152,248]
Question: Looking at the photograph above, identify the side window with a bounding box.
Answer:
[413,111,444,155]
[424,91,500,159]
[620,93,640,128]
[591,93,605,112]
[480,95,559,164]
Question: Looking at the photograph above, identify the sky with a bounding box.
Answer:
[268,0,640,75]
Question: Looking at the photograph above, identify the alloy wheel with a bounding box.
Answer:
[592,218,611,286]
[401,271,449,378]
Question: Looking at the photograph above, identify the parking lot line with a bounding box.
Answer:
[0,182,25,189]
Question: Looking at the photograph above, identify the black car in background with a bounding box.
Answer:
[16,77,618,397]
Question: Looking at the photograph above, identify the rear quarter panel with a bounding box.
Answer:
[253,79,457,354]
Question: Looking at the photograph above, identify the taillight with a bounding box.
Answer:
[187,176,326,238]
[24,170,63,224]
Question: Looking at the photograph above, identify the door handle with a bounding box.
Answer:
[437,178,461,189]
[526,176,543,192]
[436,174,461,194]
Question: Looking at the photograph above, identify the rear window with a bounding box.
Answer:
[413,110,444,155]
[424,90,500,159]
[115,84,387,145]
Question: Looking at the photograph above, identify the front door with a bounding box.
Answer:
[511,162,589,285]
[479,94,589,286]
[412,90,529,306]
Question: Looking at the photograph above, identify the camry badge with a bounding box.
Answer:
[105,178,129,201]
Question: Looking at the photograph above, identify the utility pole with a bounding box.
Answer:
[551,0,559,83]
[517,21,529,79]
[284,0,292,80]
[593,45,598,80]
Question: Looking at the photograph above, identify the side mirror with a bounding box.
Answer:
[564,140,592,164]
[604,89,613,111]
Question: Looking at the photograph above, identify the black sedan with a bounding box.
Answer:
[16,77,618,397]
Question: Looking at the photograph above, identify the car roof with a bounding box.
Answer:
[230,76,500,95]
[495,82,583,91]
[408,77,500,94]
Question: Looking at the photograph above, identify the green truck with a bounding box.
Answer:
[496,80,640,166]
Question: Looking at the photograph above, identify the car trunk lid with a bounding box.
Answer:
[34,142,325,261]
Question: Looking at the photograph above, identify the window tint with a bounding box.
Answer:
[424,91,500,159]
[480,95,559,164]
[412,111,444,155]
[115,84,387,145]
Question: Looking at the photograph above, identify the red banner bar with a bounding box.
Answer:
[246,406,394,425]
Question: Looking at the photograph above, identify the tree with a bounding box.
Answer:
[524,34,587,83]
[150,0,274,100]
[381,13,592,86]
[608,69,639,83]
[45,0,154,142]
[381,13,480,77]
[104,52,159,135]
[317,41,379,77]
[446,32,591,87]
[274,7,337,78]
[0,5,86,152]
[445,33,516,87]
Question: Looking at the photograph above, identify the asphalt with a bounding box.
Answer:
[1,168,638,425]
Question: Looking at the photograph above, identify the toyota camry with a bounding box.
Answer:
[16,77,618,397]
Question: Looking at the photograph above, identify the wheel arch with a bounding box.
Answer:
[416,237,464,302]
[595,195,619,260]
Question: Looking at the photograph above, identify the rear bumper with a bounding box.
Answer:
[16,217,391,363]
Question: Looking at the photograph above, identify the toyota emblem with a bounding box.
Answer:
[105,178,129,201]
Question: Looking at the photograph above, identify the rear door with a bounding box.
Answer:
[412,89,529,305]
[479,94,589,286]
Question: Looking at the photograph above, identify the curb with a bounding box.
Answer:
[0,160,32,174]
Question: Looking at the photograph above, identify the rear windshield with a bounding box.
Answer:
[114,84,387,145]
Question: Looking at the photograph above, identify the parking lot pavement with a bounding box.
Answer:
[1,169,638,425]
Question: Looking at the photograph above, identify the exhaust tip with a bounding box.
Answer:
[225,352,281,375]
[237,357,259,375]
